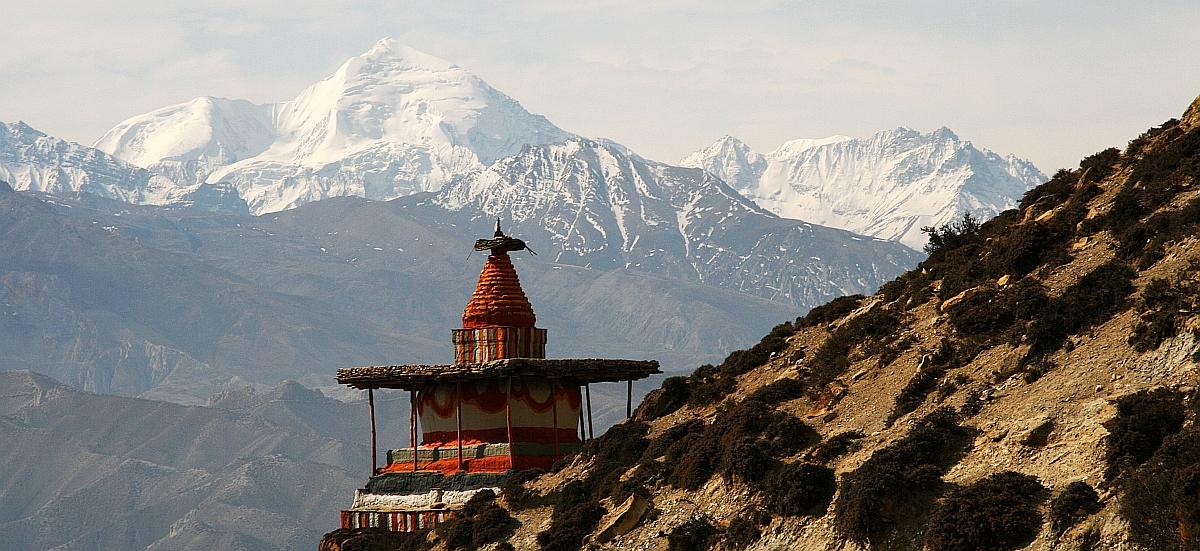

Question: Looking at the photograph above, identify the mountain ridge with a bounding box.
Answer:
[96,38,572,214]
[681,127,1046,248]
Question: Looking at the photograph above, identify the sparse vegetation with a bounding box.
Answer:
[667,517,717,551]
[722,510,770,549]
[833,408,975,545]
[686,321,797,407]
[536,499,606,551]
[1027,261,1137,356]
[637,376,689,421]
[746,377,805,404]
[888,339,957,425]
[806,305,903,392]
[1050,481,1102,534]
[798,294,865,328]
[923,213,983,256]
[1130,271,1199,352]
[436,489,518,551]
[808,430,865,463]
[1119,426,1200,550]
[1104,388,1186,481]
[923,471,1047,551]
[763,462,837,517]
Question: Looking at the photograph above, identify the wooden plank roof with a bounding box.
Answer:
[336,358,661,390]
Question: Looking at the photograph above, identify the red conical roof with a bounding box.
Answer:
[462,252,536,329]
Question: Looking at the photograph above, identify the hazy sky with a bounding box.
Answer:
[3,1,1198,173]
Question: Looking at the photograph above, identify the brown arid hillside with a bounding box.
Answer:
[324,94,1200,551]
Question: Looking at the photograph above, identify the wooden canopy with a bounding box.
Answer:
[336,357,661,390]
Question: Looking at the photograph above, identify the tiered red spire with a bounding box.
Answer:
[461,252,536,329]
[461,220,537,329]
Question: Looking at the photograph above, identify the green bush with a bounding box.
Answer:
[923,213,983,256]
[923,471,1047,551]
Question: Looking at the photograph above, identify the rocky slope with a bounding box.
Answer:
[372,95,1200,550]
[681,130,1046,249]
[96,39,571,214]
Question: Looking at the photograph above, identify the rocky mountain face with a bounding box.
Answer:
[363,94,1200,551]
[0,185,811,405]
[437,138,922,306]
[0,121,249,214]
[0,121,180,204]
[681,129,1046,248]
[96,38,571,214]
[0,370,414,551]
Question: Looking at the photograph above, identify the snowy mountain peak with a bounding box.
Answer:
[359,38,457,71]
[436,138,918,306]
[679,135,767,190]
[98,40,571,214]
[682,127,1046,248]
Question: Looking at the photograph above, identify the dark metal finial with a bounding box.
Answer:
[475,218,529,255]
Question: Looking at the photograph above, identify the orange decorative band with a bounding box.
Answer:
[452,327,547,363]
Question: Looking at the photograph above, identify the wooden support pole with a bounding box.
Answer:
[410,389,418,472]
[505,377,515,470]
[626,380,633,419]
[456,381,464,471]
[585,383,594,441]
[368,388,377,475]
[578,388,585,441]
[551,379,560,459]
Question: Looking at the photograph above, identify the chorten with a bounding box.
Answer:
[334,221,659,531]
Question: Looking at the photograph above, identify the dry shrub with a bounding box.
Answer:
[436,489,518,550]
[833,408,975,545]
[1049,481,1102,534]
[923,471,1047,551]
[763,462,837,517]
[1119,426,1200,550]
[1104,388,1185,481]
[667,517,717,551]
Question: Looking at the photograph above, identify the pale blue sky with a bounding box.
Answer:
[2,1,1197,173]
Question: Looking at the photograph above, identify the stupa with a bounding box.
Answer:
[334,221,660,531]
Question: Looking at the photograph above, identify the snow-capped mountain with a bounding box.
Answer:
[1,121,249,213]
[97,38,572,214]
[436,138,922,306]
[681,129,1047,248]
[1,121,180,204]
[93,97,274,187]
